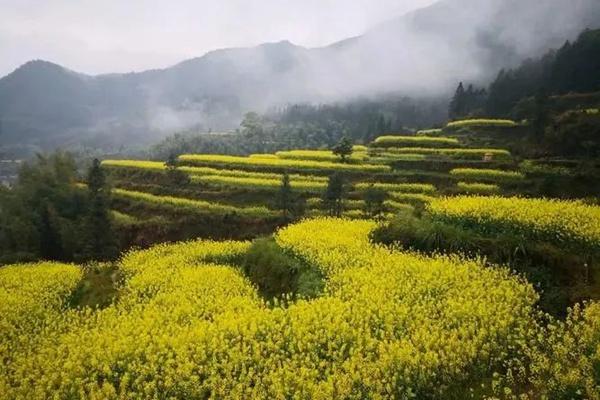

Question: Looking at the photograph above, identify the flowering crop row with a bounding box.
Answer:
[428,195,600,253]
[178,154,390,173]
[446,119,518,128]
[0,262,82,374]
[456,182,501,195]
[112,188,276,218]
[376,147,512,160]
[275,150,368,163]
[191,174,327,192]
[371,135,459,148]
[355,182,436,194]
[1,218,598,398]
[450,168,525,183]
[416,128,443,136]
[102,159,328,182]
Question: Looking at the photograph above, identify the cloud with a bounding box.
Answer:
[0,0,436,76]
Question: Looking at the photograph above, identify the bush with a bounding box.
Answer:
[238,238,324,300]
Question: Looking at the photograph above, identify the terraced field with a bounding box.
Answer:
[3,118,600,399]
[102,125,527,230]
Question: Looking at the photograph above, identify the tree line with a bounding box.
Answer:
[148,95,447,160]
[449,28,600,120]
[0,153,117,265]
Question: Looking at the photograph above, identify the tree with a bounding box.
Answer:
[449,82,467,119]
[277,172,293,220]
[332,137,354,163]
[80,159,118,261]
[165,153,190,186]
[363,186,387,218]
[322,173,345,217]
[532,89,550,140]
[241,112,267,152]
[165,152,178,169]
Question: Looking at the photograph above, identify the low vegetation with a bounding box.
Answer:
[178,154,390,173]
[449,167,525,182]
[372,135,459,148]
[446,118,518,128]
[428,195,600,253]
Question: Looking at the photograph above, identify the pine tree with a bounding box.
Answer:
[81,159,118,261]
[532,89,550,141]
[322,173,345,217]
[363,186,387,218]
[277,172,293,220]
[449,82,466,119]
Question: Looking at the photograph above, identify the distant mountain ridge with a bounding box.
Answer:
[1,0,599,154]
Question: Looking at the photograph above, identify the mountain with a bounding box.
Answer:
[1,0,599,155]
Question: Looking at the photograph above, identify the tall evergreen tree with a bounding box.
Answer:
[81,159,118,261]
[322,173,345,217]
[363,186,387,218]
[277,172,293,220]
[532,89,550,140]
[449,82,466,119]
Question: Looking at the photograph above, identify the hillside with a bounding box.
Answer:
[1,0,599,155]
[2,113,600,397]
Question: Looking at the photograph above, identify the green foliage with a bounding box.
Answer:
[237,238,324,300]
[68,263,122,309]
[0,152,97,264]
[277,173,293,219]
[363,185,387,218]
[449,82,487,119]
[322,173,345,217]
[486,28,600,116]
[545,111,600,158]
[331,136,354,162]
[80,159,119,261]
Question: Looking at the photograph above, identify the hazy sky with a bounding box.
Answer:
[0,0,437,77]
